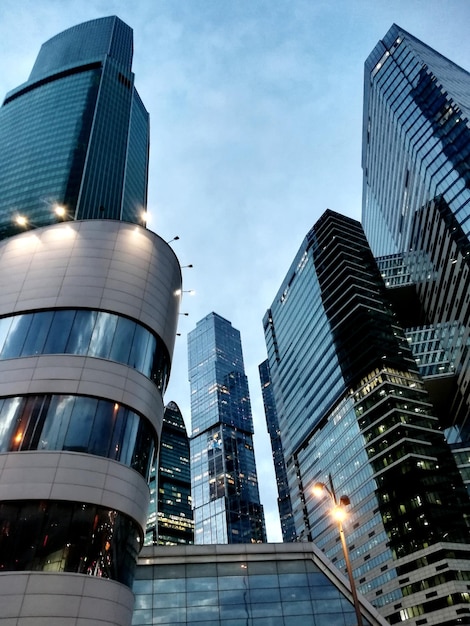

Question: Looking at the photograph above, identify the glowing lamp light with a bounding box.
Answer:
[312,482,325,498]
[15,215,28,227]
[54,205,66,217]
[331,505,348,523]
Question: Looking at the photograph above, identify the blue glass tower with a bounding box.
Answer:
[363,25,470,490]
[264,210,470,625]
[258,359,296,543]
[188,312,266,544]
[0,15,149,238]
[0,18,180,626]
[145,401,194,546]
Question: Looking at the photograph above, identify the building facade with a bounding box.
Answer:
[132,543,388,626]
[188,312,266,544]
[145,401,194,546]
[259,359,296,543]
[263,210,470,625]
[0,18,181,626]
[0,16,149,239]
[363,25,470,511]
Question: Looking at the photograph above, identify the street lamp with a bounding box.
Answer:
[313,474,364,626]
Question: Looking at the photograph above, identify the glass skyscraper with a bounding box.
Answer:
[0,18,181,626]
[259,359,296,543]
[263,210,470,625]
[363,25,470,493]
[145,401,194,546]
[188,312,266,544]
[0,15,149,239]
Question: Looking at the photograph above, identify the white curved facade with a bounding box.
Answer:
[0,220,181,625]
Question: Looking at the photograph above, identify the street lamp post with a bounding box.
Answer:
[313,474,364,626]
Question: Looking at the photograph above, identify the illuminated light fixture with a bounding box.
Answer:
[141,211,149,223]
[54,205,66,218]
[174,289,195,296]
[313,476,363,626]
[15,215,28,227]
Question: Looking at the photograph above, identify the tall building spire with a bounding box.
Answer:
[188,312,266,544]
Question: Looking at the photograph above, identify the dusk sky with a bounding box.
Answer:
[1,0,470,541]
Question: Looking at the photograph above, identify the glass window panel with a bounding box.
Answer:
[282,600,313,616]
[129,324,150,371]
[89,311,118,358]
[119,412,139,465]
[0,316,13,354]
[284,617,317,626]
[153,577,185,592]
[219,589,246,605]
[187,590,218,606]
[0,397,23,452]
[312,598,345,613]
[131,609,152,625]
[218,575,248,590]
[132,580,153,594]
[44,310,76,353]
[109,405,126,461]
[141,333,156,378]
[22,311,54,356]
[1,315,32,358]
[248,574,279,589]
[251,602,282,618]
[187,605,219,622]
[250,587,281,603]
[150,607,186,624]
[109,316,135,364]
[281,586,310,602]
[63,396,98,452]
[88,399,114,457]
[153,592,185,608]
[39,395,75,449]
[134,594,152,610]
[65,309,96,354]
[279,573,308,587]
[187,576,218,592]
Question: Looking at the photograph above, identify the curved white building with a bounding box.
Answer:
[0,220,181,625]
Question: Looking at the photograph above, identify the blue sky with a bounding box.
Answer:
[1,0,470,541]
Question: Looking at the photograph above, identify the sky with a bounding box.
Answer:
[1,0,470,541]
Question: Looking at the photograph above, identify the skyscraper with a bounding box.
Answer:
[0,18,181,626]
[188,312,266,544]
[145,401,194,546]
[258,359,296,543]
[0,16,149,239]
[362,25,470,489]
[263,210,470,625]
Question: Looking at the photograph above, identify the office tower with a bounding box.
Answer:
[362,27,470,489]
[145,401,194,546]
[0,15,149,239]
[188,312,266,544]
[0,18,181,626]
[259,359,296,542]
[263,210,470,626]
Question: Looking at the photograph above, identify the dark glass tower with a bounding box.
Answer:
[363,26,470,493]
[0,18,180,626]
[0,15,149,238]
[188,312,266,544]
[145,401,194,546]
[259,359,296,543]
[264,210,470,626]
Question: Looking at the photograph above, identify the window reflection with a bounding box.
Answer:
[0,394,156,479]
[0,500,140,586]
[0,309,170,392]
